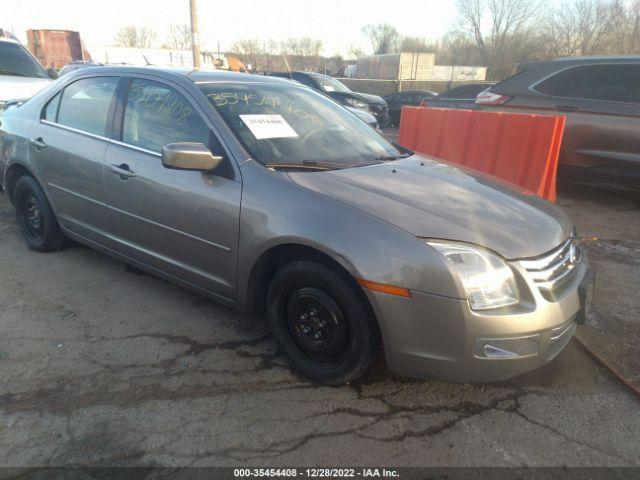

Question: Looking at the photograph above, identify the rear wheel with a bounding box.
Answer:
[267,261,379,385]
[14,176,67,252]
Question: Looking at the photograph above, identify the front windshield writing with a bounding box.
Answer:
[199,82,402,168]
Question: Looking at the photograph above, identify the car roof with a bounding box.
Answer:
[0,37,22,45]
[518,55,640,71]
[65,66,296,86]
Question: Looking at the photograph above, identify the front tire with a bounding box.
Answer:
[14,176,67,252]
[267,261,380,385]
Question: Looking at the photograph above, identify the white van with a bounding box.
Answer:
[0,37,52,111]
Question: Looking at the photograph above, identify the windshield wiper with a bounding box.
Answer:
[374,153,413,162]
[265,163,333,171]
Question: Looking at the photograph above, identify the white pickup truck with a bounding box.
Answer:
[0,37,53,112]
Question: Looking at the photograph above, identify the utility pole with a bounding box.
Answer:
[189,0,201,69]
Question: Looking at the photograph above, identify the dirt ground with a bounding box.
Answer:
[0,173,639,468]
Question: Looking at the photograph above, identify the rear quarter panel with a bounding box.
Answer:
[0,107,34,192]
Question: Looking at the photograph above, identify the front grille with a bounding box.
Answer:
[519,238,582,294]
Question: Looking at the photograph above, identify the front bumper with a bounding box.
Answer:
[366,252,590,383]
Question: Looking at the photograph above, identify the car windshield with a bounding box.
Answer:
[312,75,351,93]
[0,41,48,79]
[199,82,406,169]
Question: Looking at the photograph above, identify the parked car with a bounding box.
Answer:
[474,56,640,184]
[0,67,593,385]
[345,106,378,129]
[59,60,104,77]
[0,37,54,112]
[422,83,495,109]
[267,71,390,126]
[384,90,437,126]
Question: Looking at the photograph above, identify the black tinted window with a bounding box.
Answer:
[42,92,61,121]
[439,84,488,99]
[0,41,48,79]
[57,77,118,136]
[122,79,210,153]
[536,64,640,103]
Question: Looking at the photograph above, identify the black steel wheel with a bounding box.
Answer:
[285,287,349,364]
[13,175,67,252]
[268,260,380,385]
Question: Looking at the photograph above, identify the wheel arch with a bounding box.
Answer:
[245,242,375,324]
[4,162,35,204]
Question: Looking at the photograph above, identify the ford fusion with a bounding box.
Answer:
[0,67,594,384]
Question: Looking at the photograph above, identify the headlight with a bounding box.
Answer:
[426,241,519,310]
[345,97,369,110]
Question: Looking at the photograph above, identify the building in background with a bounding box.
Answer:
[27,29,87,69]
[356,52,487,82]
[86,46,244,71]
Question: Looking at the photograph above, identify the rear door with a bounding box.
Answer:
[104,76,241,300]
[28,76,120,248]
[534,64,640,172]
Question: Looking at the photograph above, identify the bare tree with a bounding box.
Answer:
[545,0,614,56]
[348,45,365,58]
[607,0,640,54]
[166,24,192,51]
[229,38,263,70]
[400,36,436,53]
[362,24,401,54]
[455,0,543,79]
[280,37,322,57]
[115,26,156,48]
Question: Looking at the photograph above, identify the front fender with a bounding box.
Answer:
[235,161,463,312]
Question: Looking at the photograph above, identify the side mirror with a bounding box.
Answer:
[162,142,223,171]
[47,68,59,79]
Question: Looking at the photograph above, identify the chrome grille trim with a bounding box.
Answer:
[518,239,582,292]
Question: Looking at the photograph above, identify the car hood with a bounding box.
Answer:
[345,106,377,125]
[287,155,572,259]
[0,75,51,101]
[331,91,386,106]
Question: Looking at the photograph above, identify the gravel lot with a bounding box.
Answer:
[0,169,639,467]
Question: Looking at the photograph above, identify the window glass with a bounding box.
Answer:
[536,65,640,103]
[57,77,118,136]
[42,92,61,121]
[199,82,404,168]
[291,73,316,89]
[122,79,211,153]
[569,65,640,103]
[440,84,490,99]
[0,41,48,79]
[311,75,351,93]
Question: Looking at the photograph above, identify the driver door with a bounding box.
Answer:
[104,77,241,300]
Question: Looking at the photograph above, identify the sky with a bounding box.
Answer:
[3,0,459,58]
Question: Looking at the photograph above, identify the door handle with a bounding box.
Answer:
[30,137,47,150]
[555,105,578,112]
[109,163,136,179]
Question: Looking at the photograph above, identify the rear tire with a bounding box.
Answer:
[13,176,67,252]
[267,261,379,385]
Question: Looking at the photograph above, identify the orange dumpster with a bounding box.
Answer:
[398,107,565,202]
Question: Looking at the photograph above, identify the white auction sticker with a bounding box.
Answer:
[239,114,299,140]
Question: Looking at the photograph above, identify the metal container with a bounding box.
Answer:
[27,29,86,69]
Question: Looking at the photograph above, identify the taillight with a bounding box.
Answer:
[475,90,511,106]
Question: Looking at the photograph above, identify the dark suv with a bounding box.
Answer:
[267,71,390,126]
[475,56,640,184]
